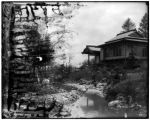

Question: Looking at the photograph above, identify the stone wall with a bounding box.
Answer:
[2,2,40,110]
[10,21,38,94]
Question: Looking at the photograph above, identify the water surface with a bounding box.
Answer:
[70,89,139,118]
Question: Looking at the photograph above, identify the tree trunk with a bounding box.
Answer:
[2,2,14,111]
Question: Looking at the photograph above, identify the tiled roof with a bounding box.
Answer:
[125,38,148,43]
[88,46,100,52]
[82,46,100,55]
[106,29,147,43]
[98,30,147,47]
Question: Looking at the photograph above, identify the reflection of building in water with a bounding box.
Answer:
[86,98,94,107]
[81,93,108,114]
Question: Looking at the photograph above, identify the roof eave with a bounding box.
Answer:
[98,37,148,47]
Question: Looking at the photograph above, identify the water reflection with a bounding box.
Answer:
[78,91,139,118]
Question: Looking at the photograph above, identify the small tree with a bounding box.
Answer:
[122,18,136,32]
[138,12,148,38]
[33,35,54,66]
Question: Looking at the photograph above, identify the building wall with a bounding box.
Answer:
[103,42,125,60]
[101,41,148,61]
[125,42,147,59]
[95,55,100,64]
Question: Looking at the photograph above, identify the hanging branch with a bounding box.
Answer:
[14,2,82,24]
[41,6,48,28]
[26,6,29,22]
[52,33,64,48]
[52,2,63,16]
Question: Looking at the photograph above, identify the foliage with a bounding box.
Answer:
[125,52,140,69]
[122,18,136,32]
[68,64,110,83]
[138,12,148,38]
[81,58,95,68]
[68,68,90,82]
[25,29,54,66]
[105,67,148,106]
[34,35,54,66]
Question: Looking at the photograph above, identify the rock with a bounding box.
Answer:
[134,103,142,110]
[37,113,44,117]
[116,104,128,109]
[2,111,11,118]
[14,70,31,74]
[14,44,26,49]
[24,93,31,98]
[48,113,57,118]
[59,111,71,117]
[20,104,28,110]
[21,52,28,56]
[16,40,24,44]
[28,101,38,111]
[108,100,121,107]
[97,82,107,88]
[21,47,28,51]
[79,79,87,84]
[42,79,50,85]
[14,51,23,56]
[28,106,37,111]
[16,113,25,118]
[30,96,38,101]
[30,92,37,96]
[61,106,69,112]
[37,102,44,108]
[15,102,20,109]
[12,27,31,32]
[24,114,31,118]
[138,108,147,117]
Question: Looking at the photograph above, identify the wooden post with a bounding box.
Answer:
[87,98,88,107]
[124,39,127,66]
[88,54,90,65]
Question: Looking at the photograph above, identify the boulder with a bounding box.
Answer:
[37,102,44,108]
[108,100,121,107]
[42,79,50,85]
[2,110,11,118]
[14,51,22,56]
[97,82,107,87]
[14,44,26,49]
[37,113,44,117]
[28,106,37,111]
[24,114,31,118]
[15,113,25,118]
[20,104,28,110]
[59,111,71,117]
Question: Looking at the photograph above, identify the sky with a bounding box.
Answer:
[64,2,147,67]
[17,2,147,67]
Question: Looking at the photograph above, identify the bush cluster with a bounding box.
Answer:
[105,67,148,106]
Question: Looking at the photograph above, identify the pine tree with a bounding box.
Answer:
[28,30,54,66]
[138,12,148,38]
[122,18,136,32]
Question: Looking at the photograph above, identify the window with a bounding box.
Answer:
[142,47,147,57]
[105,48,109,57]
[113,47,121,56]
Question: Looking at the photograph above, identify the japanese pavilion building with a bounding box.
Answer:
[82,29,148,67]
